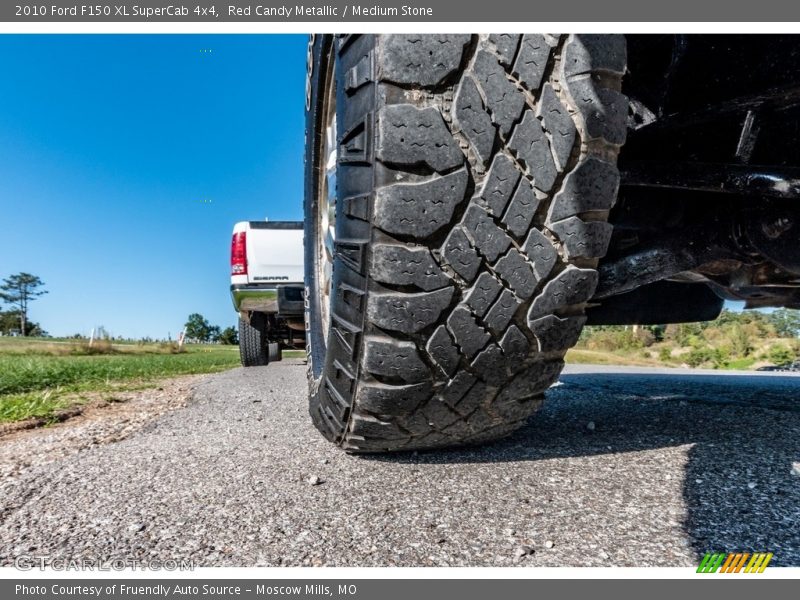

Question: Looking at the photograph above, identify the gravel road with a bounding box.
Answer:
[1,361,798,567]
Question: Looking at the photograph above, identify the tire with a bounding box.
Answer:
[305,34,627,452]
[268,342,282,363]
[239,313,269,367]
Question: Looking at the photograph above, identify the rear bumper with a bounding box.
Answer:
[231,283,305,316]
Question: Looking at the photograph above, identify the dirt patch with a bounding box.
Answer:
[0,374,206,480]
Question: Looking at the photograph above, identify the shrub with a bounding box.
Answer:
[685,346,728,369]
[69,339,117,355]
[767,344,795,365]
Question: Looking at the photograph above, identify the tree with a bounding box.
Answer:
[767,309,800,338]
[729,324,752,357]
[767,344,795,365]
[207,325,221,343]
[184,313,212,342]
[0,310,44,336]
[0,273,48,336]
[217,326,239,345]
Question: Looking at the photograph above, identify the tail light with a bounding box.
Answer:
[231,231,247,275]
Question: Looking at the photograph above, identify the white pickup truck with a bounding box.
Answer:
[230,221,305,366]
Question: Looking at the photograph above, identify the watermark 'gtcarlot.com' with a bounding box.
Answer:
[13,555,195,571]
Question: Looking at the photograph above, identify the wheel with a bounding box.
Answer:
[305,34,627,452]
[239,313,269,367]
[268,342,282,363]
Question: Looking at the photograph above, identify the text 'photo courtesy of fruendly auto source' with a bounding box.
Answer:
[0,8,799,594]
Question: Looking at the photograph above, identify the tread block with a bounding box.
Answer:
[345,51,373,93]
[442,418,473,439]
[397,411,433,434]
[475,154,521,217]
[494,360,563,403]
[470,344,507,385]
[529,314,587,353]
[484,288,521,334]
[523,228,558,282]
[447,305,491,359]
[374,167,468,238]
[379,35,471,87]
[363,336,430,383]
[562,34,626,78]
[376,104,464,173]
[462,204,513,263]
[331,313,361,360]
[548,217,614,259]
[343,437,408,452]
[356,382,432,416]
[465,407,498,434]
[322,377,350,421]
[438,371,477,408]
[421,398,463,429]
[564,78,628,146]
[453,380,488,416]
[426,324,461,378]
[341,192,370,221]
[318,401,345,440]
[488,34,520,67]
[349,414,409,441]
[472,49,526,138]
[493,248,537,300]
[527,266,599,321]
[441,225,482,282]
[453,74,496,166]
[499,324,530,369]
[508,110,557,192]
[512,34,551,92]
[334,239,368,274]
[337,282,366,312]
[501,178,540,238]
[536,83,576,172]
[371,243,450,291]
[464,272,503,317]
[546,157,620,223]
[491,393,542,422]
[367,287,454,334]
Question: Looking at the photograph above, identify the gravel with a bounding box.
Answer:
[0,361,798,567]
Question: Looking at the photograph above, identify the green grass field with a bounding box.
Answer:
[0,337,241,424]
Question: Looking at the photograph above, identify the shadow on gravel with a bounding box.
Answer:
[369,371,800,565]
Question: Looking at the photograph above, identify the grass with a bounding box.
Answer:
[565,348,666,367]
[0,337,241,424]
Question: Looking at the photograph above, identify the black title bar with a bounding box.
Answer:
[5,0,800,22]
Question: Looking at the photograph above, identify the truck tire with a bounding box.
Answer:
[239,313,269,367]
[268,342,282,363]
[305,34,627,452]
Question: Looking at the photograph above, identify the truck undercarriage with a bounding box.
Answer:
[594,35,800,325]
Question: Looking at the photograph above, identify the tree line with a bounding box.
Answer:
[0,271,239,345]
[183,313,238,345]
[579,308,800,368]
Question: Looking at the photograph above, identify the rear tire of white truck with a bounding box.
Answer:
[239,313,270,367]
[268,342,282,363]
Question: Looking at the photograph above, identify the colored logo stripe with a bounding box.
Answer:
[697,552,773,573]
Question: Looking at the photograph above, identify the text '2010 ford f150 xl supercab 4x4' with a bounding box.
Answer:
[230,220,305,366]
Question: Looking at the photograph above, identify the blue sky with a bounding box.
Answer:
[0,34,307,339]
